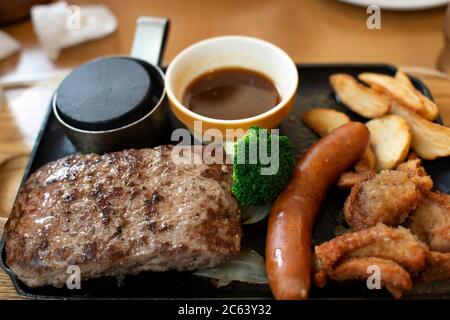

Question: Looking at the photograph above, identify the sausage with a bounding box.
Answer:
[266,122,370,300]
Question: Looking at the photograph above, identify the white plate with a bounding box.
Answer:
[338,0,449,10]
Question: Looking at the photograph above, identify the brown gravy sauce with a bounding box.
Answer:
[182,68,280,120]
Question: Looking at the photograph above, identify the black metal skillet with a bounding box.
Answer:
[1,62,448,299]
[0,16,448,298]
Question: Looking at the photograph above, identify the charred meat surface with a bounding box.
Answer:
[5,146,241,287]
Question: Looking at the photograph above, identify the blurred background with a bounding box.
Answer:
[0,0,449,72]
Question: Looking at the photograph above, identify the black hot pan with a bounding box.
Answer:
[1,64,449,300]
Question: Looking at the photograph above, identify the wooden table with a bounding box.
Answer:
[0,0,449,299]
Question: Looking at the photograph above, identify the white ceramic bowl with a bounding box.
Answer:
[165,35,299,139]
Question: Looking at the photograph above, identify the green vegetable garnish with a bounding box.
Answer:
[232,126,295,206]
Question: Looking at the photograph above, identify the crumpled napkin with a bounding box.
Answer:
[0,31,21,61]
[31,1,117,60]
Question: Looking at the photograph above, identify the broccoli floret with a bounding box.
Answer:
[232,126,295,206]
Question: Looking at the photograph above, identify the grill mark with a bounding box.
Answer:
[63,190,78,204]
[151,190,163,203]
[143,190,163,216]
[146,221,157,231]
[129,186,140,200]
[112,225,123,238]
[98,198,112,225]
[143,191,170,233]
[90,183,103,199]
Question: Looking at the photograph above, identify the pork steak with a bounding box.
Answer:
[5,145,241,287]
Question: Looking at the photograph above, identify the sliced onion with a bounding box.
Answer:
[241,205,271,225]
[193,248,268,287]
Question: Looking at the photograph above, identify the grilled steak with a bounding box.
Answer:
[5,145,241,287]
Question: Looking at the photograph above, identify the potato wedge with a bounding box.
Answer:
[390,104,450,160]
[302,108,351,136]
[395,70,439,121]
[366,115,412,171]
[394,69,413,87]
[302,108,377,172]
[359,72,424,115]
[355,146,377,172]
[330,74,390,118]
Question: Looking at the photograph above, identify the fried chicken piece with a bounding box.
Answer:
[338,150,376,190]
[338,171,375,189]
[315,224,428,275]
[329,257,412,298]
[313,270,328,288]
[407,152,419,161]
[408,192,450,253]
[421,251,450,283]
[396,159,433,193]
[344,159,432,230]
[312,253,328,288]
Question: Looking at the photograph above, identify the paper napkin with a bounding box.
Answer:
[31,1,117,60]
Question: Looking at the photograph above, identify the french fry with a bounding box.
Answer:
[366,115,412,171]
[358,72,424,115]
[330,74,390,118]
[395,70,439,121]
[302,108,351,136]
[390,104,450,160]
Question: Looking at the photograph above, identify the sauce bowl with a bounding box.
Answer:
[165,35,299,140]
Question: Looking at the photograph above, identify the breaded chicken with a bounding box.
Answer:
[315,223,428,275]
[337,170,375,189]
[329,257,412,298]
[421,251,450,283]
[409,192,450,253]
[344,159,432,230]
[397,159,434,193]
